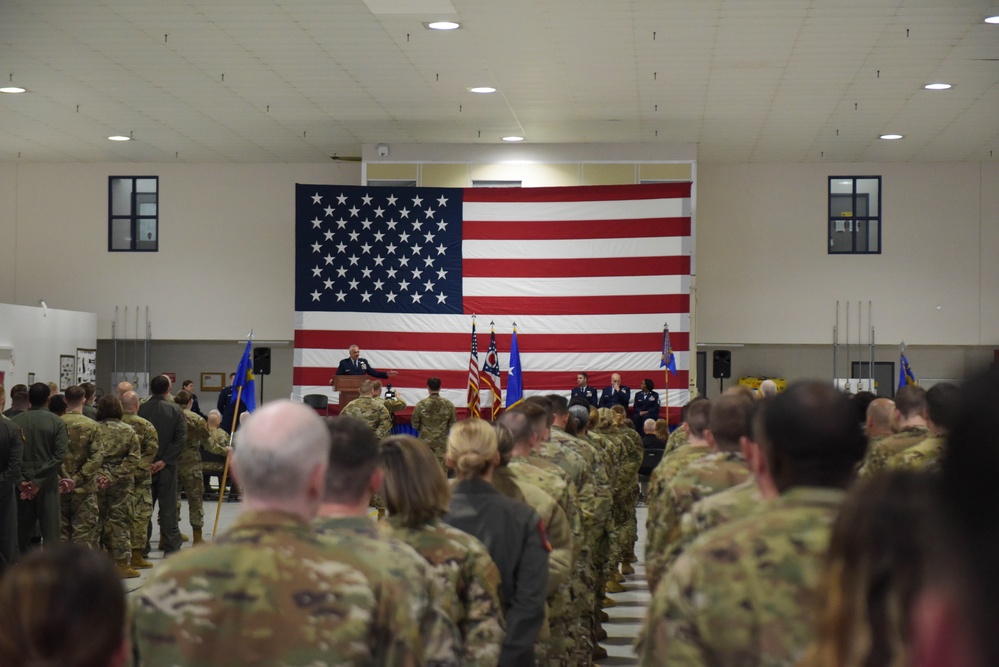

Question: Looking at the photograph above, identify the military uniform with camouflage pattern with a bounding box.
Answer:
[341,396,393,440]
[678,477,762,551]
[95,418,141,562]
[176,408,228,533]
[314,514,463,667]
[132,510,425,666]
[637,487,846,667]
[645,450,752,592]
[858,425,930,477]
[889,434,945,472]
[122,412,159,555]
[381,516,506,667]
[59,412,103,546]
[411,394,458,467]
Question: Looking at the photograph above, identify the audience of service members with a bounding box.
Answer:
[2,364,999,667]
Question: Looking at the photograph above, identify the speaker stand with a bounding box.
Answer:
[718,378,724,395]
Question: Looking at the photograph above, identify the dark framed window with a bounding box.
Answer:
[828,176,880,254]
[109,176,158,251]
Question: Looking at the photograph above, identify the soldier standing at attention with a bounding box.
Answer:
[93,395,141,578]
[0,414,23,573]
[12,383,68,553]
[80,382,98,420]
[637,380,868,666]
[138,375,186,555]
[341,379,393,439]
[316,416,462,667]
[133,401,417,666]
[59,386,103,547]
[121,391,159,570]
[174,390,228,545]
[411,377,458,469]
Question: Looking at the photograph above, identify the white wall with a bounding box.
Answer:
[0,303,97,391]
[0,162,361,340]
[696,161,996,346]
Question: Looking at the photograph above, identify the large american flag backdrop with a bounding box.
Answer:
[293,182,692,410]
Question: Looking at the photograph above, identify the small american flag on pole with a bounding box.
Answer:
[481,323,502,419]
[467,319,480,418]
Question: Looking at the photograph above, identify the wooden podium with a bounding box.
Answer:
[332,375,363,407]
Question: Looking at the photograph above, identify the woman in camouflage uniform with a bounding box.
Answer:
[379,435,505,667]
[94,395,142,578]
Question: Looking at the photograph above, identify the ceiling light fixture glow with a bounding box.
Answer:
[427,21,460,30]
[0,86,26,94]
[108,135,131,141]
[502,136,524,142]
[880,134,904,140]
[924,83,952,90]
[469,86,496,94]
[985,14,999,23]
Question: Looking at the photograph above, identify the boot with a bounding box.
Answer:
[592,646,608,660]
[116,559,141,579]
[599,610,610,623]
[601,595,617,608]
[609,569,624,583]
[621,562,635,575]
[596,627,608,641]
[181,532,190,542]
[605,579,626,593]
[192,528,204,545]
[130,549,153,569]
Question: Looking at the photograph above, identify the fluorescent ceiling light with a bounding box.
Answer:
[108,135,131,141]
[469,86,496,94]
[879,134,904,140]
[426,21,460,30]
[985,14,999,23]
[502,136,524,142]
[924,83,952,90]
[0,86,26,94]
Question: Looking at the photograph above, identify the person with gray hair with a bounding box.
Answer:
[132,400,377,666]
[758,379,778,398]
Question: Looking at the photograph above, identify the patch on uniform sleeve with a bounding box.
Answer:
[17,427,25,442]
[538,519,552,553]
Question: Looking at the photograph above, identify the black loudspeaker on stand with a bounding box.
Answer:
[253,347,271,404]
[713,350,732,394]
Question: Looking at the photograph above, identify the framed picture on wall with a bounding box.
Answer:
[201,372,225,392]
[59,355,75,390]
[76,348,97,385]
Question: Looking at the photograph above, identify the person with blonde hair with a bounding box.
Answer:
[379,435,505,667]
[801,471,934,667]
[443,418,549,667]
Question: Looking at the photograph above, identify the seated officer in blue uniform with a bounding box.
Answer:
[632,378,661,431]
[599,373,630,410]
[570,372,598,406]
[334,344,397,379]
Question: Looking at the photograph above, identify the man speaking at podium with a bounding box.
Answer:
[334,345,398,379]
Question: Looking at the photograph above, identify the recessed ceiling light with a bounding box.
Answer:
[502,136,524,142]
[426,21,460,30]
[108,135,131,142]
[985,14,999,23]
[0,86,26,94]
[880,134,904,140]
[469,86,496,94]
[924,83,952,90]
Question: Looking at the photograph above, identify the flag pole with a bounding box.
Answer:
[212,385,243,537]
[663,321,671,423]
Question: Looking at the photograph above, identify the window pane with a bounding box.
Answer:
[857,178,880,216]
[829,219,853,253]
[136,178,157,193]
[829,193,854,218]
[865,220,880,252]
[829,178,853,195]
[111,218,132,250]
[136,192,157,216]
[110,178,133,216]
